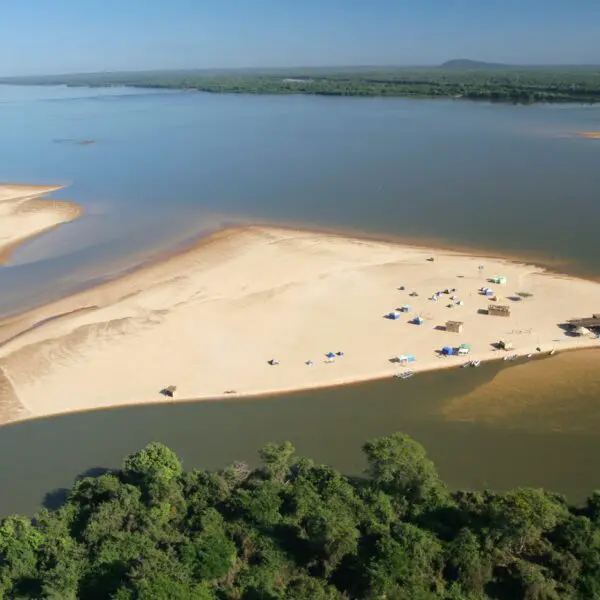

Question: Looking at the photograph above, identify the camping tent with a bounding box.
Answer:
[386,311,401,320]
[325,352,336,359]
[458,343,471,356]
[575,326,591,336]
[491,276,507,285]
[412,316,424,325]
[441,346,455,356]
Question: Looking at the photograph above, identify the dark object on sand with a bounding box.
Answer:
[160,385,177,398]
[268,359,280,366]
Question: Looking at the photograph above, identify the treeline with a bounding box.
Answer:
[2,67,600,103]
[2,434,600,599]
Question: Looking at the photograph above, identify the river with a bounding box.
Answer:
[0,85,599,515]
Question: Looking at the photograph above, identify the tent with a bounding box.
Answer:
[575,326,591,336]
[458,343,471,356]
[412,316,424,325]
[325,352,336,359]
[386,311,401,320]
[441,346,455,356]
[399,305,412,312]
[491,275,507,285]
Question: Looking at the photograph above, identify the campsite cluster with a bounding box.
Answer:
[158,267,600,399]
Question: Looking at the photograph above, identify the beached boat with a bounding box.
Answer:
[394,370,415,379]
[470,359,481,367]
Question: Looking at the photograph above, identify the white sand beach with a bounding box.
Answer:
[0,225,599,425]
[0,184,81,264]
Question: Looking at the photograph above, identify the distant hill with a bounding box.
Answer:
[440,59,512,70]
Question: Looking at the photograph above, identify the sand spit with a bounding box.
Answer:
[0,184,82,264]
[576,131,600,139]
[0,225,599,425]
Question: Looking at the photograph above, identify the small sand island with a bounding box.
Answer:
[576,131,600,139]
[0,184,81,264]
[0,225,599,425]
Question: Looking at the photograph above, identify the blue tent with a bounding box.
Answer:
[412,316,424,325]
[441,346,454,356]
[325,352,336,359]
[386,311,401,320]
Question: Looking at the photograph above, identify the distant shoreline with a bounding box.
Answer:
[2,65,600,104]
[1,223,599,427]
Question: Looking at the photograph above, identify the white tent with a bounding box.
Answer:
[575,326,591,336]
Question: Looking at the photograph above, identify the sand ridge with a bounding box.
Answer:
[0,225,599,425]
[0,184,82,264]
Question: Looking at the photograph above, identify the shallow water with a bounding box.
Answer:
[0,85,599,514]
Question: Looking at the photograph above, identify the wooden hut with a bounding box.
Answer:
[488,304,511,317]
[445,320,464,333]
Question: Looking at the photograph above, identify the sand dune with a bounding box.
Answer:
[0,184,82,264]
[0,225,599,425]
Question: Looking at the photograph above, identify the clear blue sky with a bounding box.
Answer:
[1,0,599,76]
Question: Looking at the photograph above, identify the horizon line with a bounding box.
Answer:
[2,61,600,79]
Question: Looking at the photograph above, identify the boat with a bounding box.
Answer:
[461,362,471,368]
[394,370,415,379]
[527,353,533,359]
[470,359,481,367]
[549,349,556,356]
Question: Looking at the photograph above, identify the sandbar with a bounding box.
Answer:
[0,184,82,264]
[0,225,599,425]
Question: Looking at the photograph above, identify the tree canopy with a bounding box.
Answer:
[2,66,600,104]
[0,434,599,598]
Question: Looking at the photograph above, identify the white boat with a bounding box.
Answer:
[470,360,481,367]
[549,349,556,356]
[527,353,533,359]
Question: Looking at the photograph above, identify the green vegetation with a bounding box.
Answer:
[2,434,600,599]
[2,65,600,103]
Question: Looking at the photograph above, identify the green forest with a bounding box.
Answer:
[2,434,600,599]
[2,66,600,104]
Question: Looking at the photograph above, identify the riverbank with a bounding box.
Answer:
[1,225,599,425]
[0,184,82,264]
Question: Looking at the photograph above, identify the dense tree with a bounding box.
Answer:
[1,434,600,598]
[3,67,600,104]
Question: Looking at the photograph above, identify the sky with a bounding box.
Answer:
[1,0,600,76]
